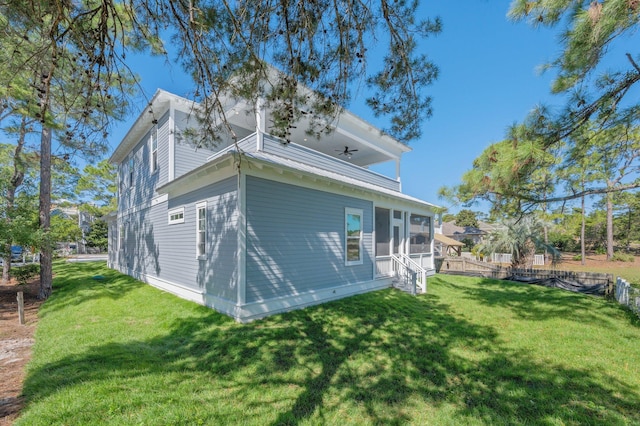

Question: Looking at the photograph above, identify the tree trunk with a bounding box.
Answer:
[512,240,535,269]
[2,184,18,283]
[606,189,614,261]
[627,206,632,251]
[2,248,10,284]
[38,126,53,299]
[580,194,586,266]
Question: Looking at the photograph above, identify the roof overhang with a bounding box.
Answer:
[110,90,198,164]
[110,83,411,168]
[435,233,465,246]
[157,149,438,211]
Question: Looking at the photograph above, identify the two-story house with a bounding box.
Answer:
[108,89,438,322]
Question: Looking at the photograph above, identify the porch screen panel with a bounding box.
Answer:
[375,207,390,256]
[409,214,431,254]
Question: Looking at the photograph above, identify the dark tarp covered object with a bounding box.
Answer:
[506,275,606,296]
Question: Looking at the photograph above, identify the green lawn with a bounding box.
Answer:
[556,253,640,288]
[17,262,640,425]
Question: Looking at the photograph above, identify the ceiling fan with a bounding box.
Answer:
[336,146,358,158]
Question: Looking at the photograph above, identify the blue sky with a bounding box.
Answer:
[106,2,572,214]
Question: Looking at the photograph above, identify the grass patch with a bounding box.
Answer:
[17,262,640,425]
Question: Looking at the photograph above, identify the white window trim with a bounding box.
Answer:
[128,157,135,189]
[118,223,125,251]
[196,201,207,259]
[150,126,158,174]
[168,207,185,225]
[345,207,364,266]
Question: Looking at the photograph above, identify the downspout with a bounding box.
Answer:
[169,105,175,181]
[236,153,247,317]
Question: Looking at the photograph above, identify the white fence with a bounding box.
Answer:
[491,253,545,266]
[615,277,640,318]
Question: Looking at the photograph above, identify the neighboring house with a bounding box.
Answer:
[433,233,464,257]
[108,88,438,322]
[441,221,487,246]
[51,204,96,254]
[477,221,500,235]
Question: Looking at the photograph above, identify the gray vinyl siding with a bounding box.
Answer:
[157,111,170,186]
[245,176,373,303]
[174,110,215,178]
[119,176,239,302]
[174,109,254,178]
[117,111,169,212]
[261,135,400,192]
[174,111,255,178]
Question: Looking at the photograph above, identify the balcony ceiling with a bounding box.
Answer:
[226,100,410,168]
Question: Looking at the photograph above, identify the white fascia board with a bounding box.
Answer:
[155,152,237,198]
[241,153,439,212]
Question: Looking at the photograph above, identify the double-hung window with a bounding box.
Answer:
[196,202,207,258]
[128,157,134,188]
[119,224,125,250]
[150,128,158,173]
[345,208,363,266]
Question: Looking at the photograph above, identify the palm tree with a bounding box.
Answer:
[480,216,559,269]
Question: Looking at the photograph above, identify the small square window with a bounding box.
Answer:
[168,207,185,225]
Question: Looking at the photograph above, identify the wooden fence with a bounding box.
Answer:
[436,256,613,294]
[491,253,545,266]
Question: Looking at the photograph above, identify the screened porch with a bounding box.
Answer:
[374,207,435,278]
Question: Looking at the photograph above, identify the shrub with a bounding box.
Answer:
[14,263,40,285]
[549,233,580,252]
[612,252,635,262]
[572,254,582,261]
[461,237,475,251]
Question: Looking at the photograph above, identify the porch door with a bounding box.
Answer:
[392,210,404,255]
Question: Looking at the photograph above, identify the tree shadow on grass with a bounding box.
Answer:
[42,261,144,316]
[20,288,640,425]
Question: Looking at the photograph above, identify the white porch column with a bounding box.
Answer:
[256,97,266,151]
[395,158,401,191]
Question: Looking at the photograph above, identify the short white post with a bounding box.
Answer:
[17,291,25,325]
